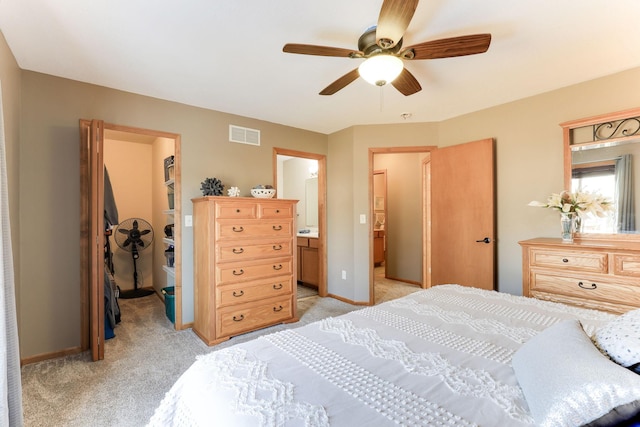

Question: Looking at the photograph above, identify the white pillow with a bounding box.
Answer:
[594,309,640,368]
[512,319,640,427]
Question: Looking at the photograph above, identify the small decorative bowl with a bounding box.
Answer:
[251,188,276,198]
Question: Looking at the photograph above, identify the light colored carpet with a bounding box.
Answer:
[297,283,318,299]
[21,277,418,427]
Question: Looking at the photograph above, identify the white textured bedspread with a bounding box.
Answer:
[148,285,616,427]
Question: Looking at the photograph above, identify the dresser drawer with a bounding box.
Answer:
[216,257,292,284]
[613,254,640,277]
[217,275,293,307]
[530,271,640,307]
[217,220,293,240]
[217,240,292,262]
[529,248,607,273]
[259,202,295,219]
[214,201,258,219]
[217,296,293,338]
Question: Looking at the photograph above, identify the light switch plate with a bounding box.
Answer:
[185,215,193,227]
[359,214,366,224]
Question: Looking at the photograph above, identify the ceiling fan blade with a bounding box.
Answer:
[391,68,422,96]
[319,68,361,95]
[132,220,139,229]
[123,238,131,247]
[283,44,362,58]
[117,228,130,234]
[404,34,491,60]
[139,229,151,235]
[376,0,419,49]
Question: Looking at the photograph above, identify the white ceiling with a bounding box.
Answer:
[1,1,640,134]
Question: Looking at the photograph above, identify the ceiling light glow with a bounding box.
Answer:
[358,55,403,87]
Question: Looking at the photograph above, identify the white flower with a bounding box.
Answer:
[529,190,613,218]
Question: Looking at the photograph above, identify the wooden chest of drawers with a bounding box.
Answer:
[519,238,640,314]
[192,196,298,345]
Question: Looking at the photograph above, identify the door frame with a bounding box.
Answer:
[273,148,328,297]
[372,169,388,270]
[80,120,182,360]
[368,146,436,304]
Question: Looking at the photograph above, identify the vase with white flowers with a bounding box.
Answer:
[528,190,613,242]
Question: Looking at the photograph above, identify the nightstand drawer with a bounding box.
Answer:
[529,248,607,273]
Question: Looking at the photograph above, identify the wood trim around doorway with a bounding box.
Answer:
[273,148,328,297]
[80,121,183,356]
[368,146,436,305]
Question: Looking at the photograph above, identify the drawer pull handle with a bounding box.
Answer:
[233,314,244,322]
[232,290,244,297]
[232,248,244,254]
[236,209,240,213]
[273,244,283,251]
[232,269,244,276]
[578,281,597,290]
[273,283,283,290]
[273,264,283,270]
[273,225,283,231]
[562,258,569,263]
[273,305,284,312]
[232,226,244,232]
[276,209,280,213]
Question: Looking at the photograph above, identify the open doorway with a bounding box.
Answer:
[80,120,181,361]
[369,147,433,304]
[273,148,327,298]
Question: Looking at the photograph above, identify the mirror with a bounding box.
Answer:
[305,177,318,227]
[563,108,640,238]
[276,155,319,231]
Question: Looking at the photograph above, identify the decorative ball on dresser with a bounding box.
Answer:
[200,177,224,196]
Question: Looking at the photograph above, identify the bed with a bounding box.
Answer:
[148,285,640,427]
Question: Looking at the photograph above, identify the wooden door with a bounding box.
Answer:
[430,138,495,290]
[80,119,105,361]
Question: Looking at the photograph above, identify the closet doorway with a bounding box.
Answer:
[273,148,327,297]
[80,120,182,361]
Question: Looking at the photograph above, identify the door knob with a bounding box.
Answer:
[475,237,491,244]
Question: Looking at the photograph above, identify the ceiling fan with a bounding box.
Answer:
[282,0,491,96]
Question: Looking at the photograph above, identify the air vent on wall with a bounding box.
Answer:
[229,125,261,146]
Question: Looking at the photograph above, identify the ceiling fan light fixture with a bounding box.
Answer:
[358,55,403,87]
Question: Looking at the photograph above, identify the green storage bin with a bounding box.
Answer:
[161,286,175,323]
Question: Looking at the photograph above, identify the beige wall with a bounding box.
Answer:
[0,31,21,350]
[19,71,327,359]
[326,127,357,299]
